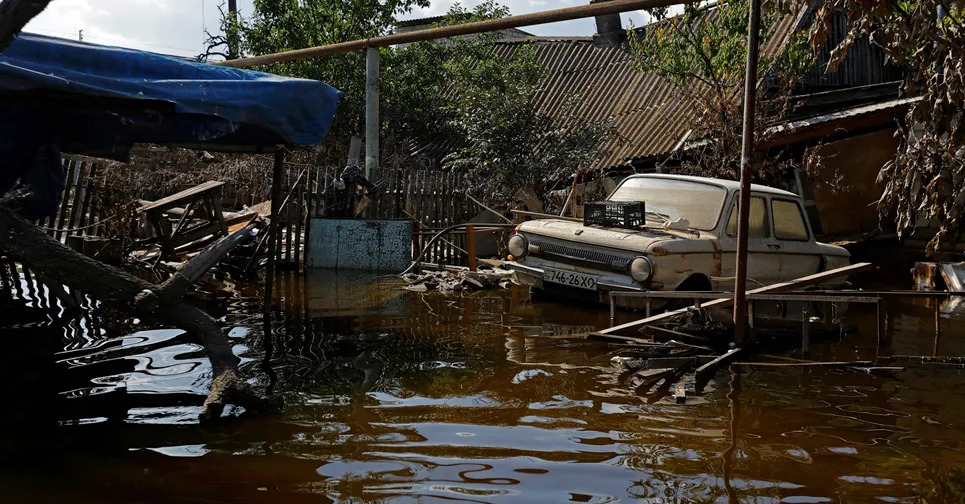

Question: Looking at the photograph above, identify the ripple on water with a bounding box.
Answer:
[10,277,965,503]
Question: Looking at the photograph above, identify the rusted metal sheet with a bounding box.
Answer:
[800,7,904,89]
[306,218,413,272]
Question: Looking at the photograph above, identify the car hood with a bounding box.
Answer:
[518,219,683,252]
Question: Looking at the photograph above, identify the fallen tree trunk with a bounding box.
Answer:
[0,0,52,53]
[0,205,277,421]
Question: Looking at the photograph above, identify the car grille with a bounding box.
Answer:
[529,238,631,274]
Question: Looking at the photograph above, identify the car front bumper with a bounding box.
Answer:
[505,260,650,305]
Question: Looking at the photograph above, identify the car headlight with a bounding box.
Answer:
[629,256,654,282]
[508,234,528,258]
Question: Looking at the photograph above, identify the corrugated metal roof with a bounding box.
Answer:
[485,4,809,171]
[490,38,680,170]
[487,10,801,170]
[410,3,897,174]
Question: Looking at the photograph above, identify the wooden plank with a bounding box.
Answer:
[645,356,715,369]
[293,173,305,269]
[168,222,224,249]
[77,163,98,235]
[731,361,874,368]
[68,162,87,234]
[138,181,224,213]
[694,347,743,391]
[211,192,229,237]
[54,160,76,241]
[283,167,292,265]
[589,262,873,339]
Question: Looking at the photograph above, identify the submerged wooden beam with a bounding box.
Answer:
[589,262,874,341]
[695,347,743,389]
[0,204,276,421]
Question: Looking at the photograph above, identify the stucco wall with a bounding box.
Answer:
[809,129,898,238]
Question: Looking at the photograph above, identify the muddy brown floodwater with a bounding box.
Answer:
[3,268,965,503]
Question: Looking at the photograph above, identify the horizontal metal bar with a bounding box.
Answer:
[610,292,879,303]
[609,289,962,302]
[610,291,724,299]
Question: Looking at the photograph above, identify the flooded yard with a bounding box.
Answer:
[3,269,965,503]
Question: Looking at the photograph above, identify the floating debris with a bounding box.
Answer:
[400,264,517,292]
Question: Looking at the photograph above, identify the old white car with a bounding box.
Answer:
[506,174,850,305]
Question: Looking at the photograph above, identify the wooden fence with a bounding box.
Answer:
[9,156,490,273]
[34,159,105,246]
[273,166,487,270]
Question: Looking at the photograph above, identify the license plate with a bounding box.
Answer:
[541,323,597,337]
[543,268,598,290]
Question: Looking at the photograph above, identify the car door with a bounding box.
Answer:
[717,193,782,289]
[770,197,822,280]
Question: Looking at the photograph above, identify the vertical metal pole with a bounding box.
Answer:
[365,47,380,181]
[801,306,810,355]
[609,292,616,322]
[264,149,286,312]
[933,299,941,356]
[227,0,239,60]
[732,0,761,345]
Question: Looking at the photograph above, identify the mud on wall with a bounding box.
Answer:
[809,129,897,238]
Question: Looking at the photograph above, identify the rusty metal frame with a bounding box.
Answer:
[607,289,960,352]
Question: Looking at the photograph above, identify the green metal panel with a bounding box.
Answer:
[306,218,412,272]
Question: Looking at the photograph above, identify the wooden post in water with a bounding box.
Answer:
[732,0,761,345]
[264,148,286,310]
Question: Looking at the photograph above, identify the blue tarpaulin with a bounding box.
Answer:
[0,33,342,218]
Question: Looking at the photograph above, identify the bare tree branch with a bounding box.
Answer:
[0,0,53,54]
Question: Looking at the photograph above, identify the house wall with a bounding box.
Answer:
[809,129,897,237]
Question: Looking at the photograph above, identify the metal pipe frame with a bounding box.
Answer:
[216,0,697,68]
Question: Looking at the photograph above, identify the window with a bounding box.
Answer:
[608,178,727,230]
[726,197,768,238]
[772,199,809,240]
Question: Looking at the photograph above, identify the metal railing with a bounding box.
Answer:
[608,289,965,352]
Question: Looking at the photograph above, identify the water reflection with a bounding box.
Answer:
[3,264,965,502]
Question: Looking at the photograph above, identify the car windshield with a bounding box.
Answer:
[608,177,727,230]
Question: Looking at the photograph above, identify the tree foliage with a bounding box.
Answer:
[628,0,813,181]
[217,0,617,205]
[804,0,965,253]
[442,41,619,204]
[216,0,429,155]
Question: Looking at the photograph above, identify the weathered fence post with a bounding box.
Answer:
[264,148,286,309]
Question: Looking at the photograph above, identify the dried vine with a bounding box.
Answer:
[806,0,965,253]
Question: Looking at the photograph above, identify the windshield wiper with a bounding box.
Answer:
[645,212,671,225]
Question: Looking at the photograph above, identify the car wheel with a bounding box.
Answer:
[667,275,713,311]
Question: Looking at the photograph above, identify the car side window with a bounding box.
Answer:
[772,199,810,241]
[726,196,768,238]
